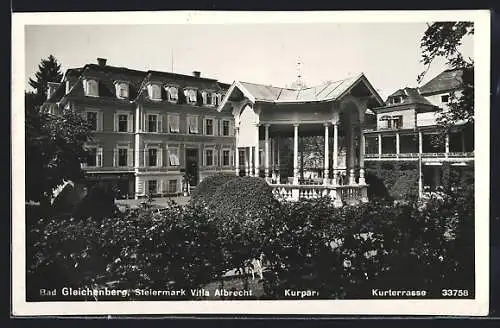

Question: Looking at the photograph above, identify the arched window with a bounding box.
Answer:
[166,86,178,102]
[85,79,99,97]
[115,82,129,99]
[148,83,161,100]
[184,88,198,104]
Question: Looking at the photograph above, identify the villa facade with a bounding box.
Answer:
[42,59,473,204]
[43,58,235,199]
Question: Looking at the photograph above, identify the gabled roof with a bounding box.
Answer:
[419,68,463,95]
[386,87,434,107]
[218,73,384,110]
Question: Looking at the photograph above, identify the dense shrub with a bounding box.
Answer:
[208,176,282,271]
[365,162,419,200]
[189,173,237,206]
[26,203,225,301]
[263,185,475,299]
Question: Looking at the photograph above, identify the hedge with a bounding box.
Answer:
[26,203,226,301]
[27,183,474,300]
[189,173,237,206]
[262,185,475,299]
[208,176,282,271]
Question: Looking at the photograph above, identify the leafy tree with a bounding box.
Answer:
[28,54,63,104]
[418,22,474,135]
[25,56,92,207]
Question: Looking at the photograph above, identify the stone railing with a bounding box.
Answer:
[270,183,367,207]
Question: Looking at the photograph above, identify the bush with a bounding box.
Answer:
[189,173,237,206]
[208,176,282,271]
[262,186,475,299]
[26,203,226,301]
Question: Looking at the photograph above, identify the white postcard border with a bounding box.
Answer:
[11,9,491,316]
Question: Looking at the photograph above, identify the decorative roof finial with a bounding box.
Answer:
[295,58,304,91]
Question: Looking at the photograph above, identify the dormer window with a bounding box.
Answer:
[148,83,162,101]
[441,94,450,103]
[202,91,214,106]
[165,86,179,103]
[84,79,99,97]
[214,93,222,106]
[392,96,401,104]
[115,82,129,99]
[184,88,198,104]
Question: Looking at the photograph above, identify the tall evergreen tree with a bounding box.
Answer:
[25,56,92,207]
[28,54,63,104]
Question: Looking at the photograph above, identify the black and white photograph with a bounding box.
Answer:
[11,10,490,316]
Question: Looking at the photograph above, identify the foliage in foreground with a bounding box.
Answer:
[27,184,474,300]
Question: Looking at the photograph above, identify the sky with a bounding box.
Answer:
[24,22,474,100]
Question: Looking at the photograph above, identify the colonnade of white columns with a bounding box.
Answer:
[235,122,366,187]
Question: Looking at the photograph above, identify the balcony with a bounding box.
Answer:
[270,183,367,207]
[365,151,474,161]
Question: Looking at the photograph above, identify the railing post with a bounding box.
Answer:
[333,187,343,208]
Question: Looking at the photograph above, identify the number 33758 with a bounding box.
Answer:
[441,289,469,297]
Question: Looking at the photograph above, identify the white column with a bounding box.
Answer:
[323,123,330,185]
[333,122,339,184]
[249,146,253,177]
[235,127,240,176]
[396,132,400,157]
[293,123,299,184]
[419,131,423,154]
[276,137,281,183]
[348,126,355,185]
[134,104,142,199]
[359,133,366,185]
[378,133,382,158]
[264,124,270,179]
[254,124,260,177]
[445,133,450,157]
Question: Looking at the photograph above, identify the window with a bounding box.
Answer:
[168,180,178,194]
[148,180,157,195]
[441,94,450,103]
[203,91,213,106]
[205,118,214,135]
[86,111,98,131]
[205,149,213,166]
[115,82,129,99]
[168,115,180,133]
[168,147,180,166]
[84,79,99,97]
[118,148,128,166]
[148,148,158,167]
[184,89,197,104]
[391,116,403,129]
[118,114,128,132]
[166,86,178,103]
[147,114,159,133]
[85,146,102,167]
[214,93,221,106]
[392,96,401,104]
[86,147,97,166]
[222,150,230,166]
[188,115,199,134]
[222,120,230,136]
[148,84,162,100]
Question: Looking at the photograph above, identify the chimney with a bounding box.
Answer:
[97,58,107,66]
[192,71,201,78]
